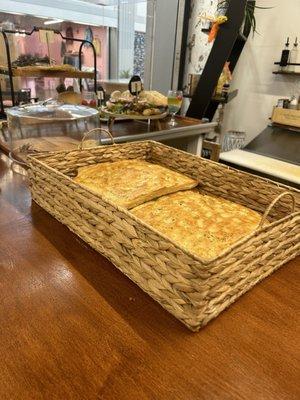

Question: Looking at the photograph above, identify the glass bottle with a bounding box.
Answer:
[280,37,290,71]
[289,37,298,73]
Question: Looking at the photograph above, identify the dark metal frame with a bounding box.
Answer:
[0,26,97,113]
[177,0,191,91]
[185,0,248,120]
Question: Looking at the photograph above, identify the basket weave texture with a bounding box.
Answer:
[28,141,300,331]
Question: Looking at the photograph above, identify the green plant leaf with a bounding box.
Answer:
[254,6,274,9]
[217,0,273,36]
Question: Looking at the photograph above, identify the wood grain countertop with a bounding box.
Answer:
[98,116,217,148]
[102,115,206,138]
[0,152,299,400]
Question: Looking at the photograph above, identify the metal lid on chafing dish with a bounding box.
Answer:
[6,101,98,122]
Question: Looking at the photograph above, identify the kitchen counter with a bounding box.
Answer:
[0,152,299,400]
[220,149,300,188]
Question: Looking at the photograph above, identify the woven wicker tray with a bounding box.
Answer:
[28,138,300,331]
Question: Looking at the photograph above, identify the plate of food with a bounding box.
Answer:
[100,90,169,120]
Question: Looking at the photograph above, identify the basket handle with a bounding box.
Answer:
[79,128,115,150]
[258,192,296,229]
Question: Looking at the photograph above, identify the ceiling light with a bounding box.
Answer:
[86,22,101,27]
[70,21,100,27]
[2,11,26,16]
[44,19,64,25]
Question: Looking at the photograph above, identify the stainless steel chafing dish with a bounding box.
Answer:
[6,101,100,163]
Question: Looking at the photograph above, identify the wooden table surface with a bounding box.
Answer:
[0,152,299,400]
[103,115,204,138]
[0,116,214,157]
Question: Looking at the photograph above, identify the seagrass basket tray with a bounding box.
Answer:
[27,135,300,331]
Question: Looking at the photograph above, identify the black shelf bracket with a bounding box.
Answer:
[274,62,300,66]
[186,0,249,120]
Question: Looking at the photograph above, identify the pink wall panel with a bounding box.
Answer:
[20,31,62,64]
[62,23,108,79]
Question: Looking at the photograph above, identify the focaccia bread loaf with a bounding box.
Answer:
[109,90,167,107]
[74,160,198,209]
[139,90,168,107]
[131,190,263,261]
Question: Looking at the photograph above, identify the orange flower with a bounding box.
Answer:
[208,16,228,43]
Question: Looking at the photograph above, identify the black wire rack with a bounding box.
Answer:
[0,26,97,117]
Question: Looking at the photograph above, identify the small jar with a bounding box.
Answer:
[222,131,246,152]
[82,91,97,108]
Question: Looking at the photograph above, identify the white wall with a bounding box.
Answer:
[222,0,300,144]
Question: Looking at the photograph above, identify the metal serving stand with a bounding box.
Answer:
[0,26,97,118]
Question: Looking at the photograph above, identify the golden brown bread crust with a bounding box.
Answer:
[73,160,198,209]
[131,190,263,261]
